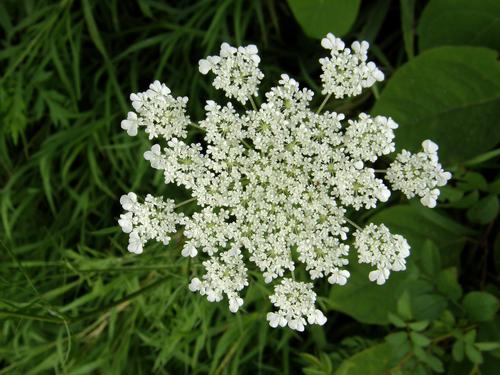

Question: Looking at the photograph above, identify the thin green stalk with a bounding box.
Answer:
[316,93,332,114]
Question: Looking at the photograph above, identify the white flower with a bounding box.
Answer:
[386,139,452,208]
[121,80,190,140]
[267,279,326,331]
[116,33,452,330]
[117,194,182,253]
[354,223,411,284]
[344,113,398,162]
[189,250,248,313]
[121,112,138,136]
[319,33,384,98]
[199,42,264,104]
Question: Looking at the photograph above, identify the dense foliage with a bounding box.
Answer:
[1,0,499,374]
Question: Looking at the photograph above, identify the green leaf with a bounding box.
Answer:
[457,172,488,192]
[476,342,500,351]
[409,320,429,332]
[436,267,463,301]
[410,332,431,347]
[409,284,448,321]
[463,292,499,322]
[385,332,411,361]
[400,0,416,59]
[335,343,392,375]
[418,0,500,51]
[453,339,465,362]
[388,312,406,328]
[448,190,479,209]
[372,47,500,165]
[465,343,484,364]
[397,291,413,321]
[287,0,361,38]
[466,194,499,225]
[419,240,441,276]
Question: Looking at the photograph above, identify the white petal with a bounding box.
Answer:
[198,59,211,74]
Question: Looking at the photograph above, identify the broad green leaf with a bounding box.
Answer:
[287,0,361,38]
[463,292,499,322]
[466,194,499,225]
[372,47,500,165]
[335,343,392,375]
[419,240,441,276]
[418,0,500,51]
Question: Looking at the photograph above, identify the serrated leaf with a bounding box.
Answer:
[372,47,500,165]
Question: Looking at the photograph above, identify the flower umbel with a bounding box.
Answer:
[116,35,451,331]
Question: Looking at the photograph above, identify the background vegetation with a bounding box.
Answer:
[1,0,499,373]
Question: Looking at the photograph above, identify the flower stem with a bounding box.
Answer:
[249,96,257,111]
[345,217,362,230]
[175,197,197,209]
[316,93,332,114]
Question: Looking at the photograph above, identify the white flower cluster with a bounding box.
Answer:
[118,193,182,254]
[354,223,411,285]
[386,140,452,208]
[199,42,263,104]
[117,34,451,331]
[267,278,326,331]
[189,250,248,313]
[319,33,384,98]
[121,80,190,139]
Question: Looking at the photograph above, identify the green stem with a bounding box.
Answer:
[175,196,197,209]
[249,96,258,111]
[316,93,332,114]
[345,217,362,230]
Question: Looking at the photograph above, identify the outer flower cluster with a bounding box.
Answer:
[116,34,451,331]
[387,140,452,208]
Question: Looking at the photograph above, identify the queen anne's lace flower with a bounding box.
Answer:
[354,223,411,285]
[116,34,451,331]
[121,80,190,140]
[320,33,384,99]
[199,42,263,104]
[118,193,182,254]
[267,278,327,331]
[386,140,452,208]
[188,250,248,313]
